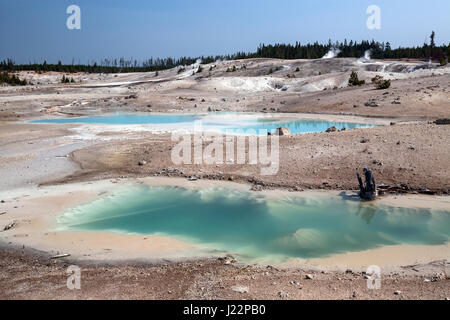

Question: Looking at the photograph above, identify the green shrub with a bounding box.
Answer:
[0,72,27,86]
[376,79,391,89]
[61,75,70,83]
[371,75,391,89]
[348,71,365,86]
[440,57,448,66]
[371,75,383,84]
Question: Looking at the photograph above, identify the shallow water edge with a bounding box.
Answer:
[1,177,448,269]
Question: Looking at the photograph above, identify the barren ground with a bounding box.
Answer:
[0,246,448,300]
[0,58,449,299]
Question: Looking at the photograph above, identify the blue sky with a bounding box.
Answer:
[1,0,449,64]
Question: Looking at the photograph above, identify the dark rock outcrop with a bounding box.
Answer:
[357,168,378,201]
[435,118,450,125]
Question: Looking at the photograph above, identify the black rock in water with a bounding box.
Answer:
[357,167,378,200]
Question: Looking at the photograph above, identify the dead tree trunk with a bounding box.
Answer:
[357,167,378,200]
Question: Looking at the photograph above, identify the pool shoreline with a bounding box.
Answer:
[1,176,448,271]
[27,112,391,136]
[27,111,393,124]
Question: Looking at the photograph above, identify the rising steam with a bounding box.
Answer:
[358,50,372,63]
[322,48,341,59]
[177,59,202,79]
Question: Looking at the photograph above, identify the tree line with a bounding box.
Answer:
[1,32,449,75]
[254,32,449,62]
[0,55,245,74]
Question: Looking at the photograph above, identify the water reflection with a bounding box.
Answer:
[354,202,377,224]
[58,186,450,261]
[31,113,374,135]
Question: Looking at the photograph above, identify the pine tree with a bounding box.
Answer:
[430,31,436,58]
[430,31,435,49]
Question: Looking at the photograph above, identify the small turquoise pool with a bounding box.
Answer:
[30,113,374,135]
[57,186,450,262]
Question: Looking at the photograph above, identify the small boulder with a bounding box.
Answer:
[364,101,379,107]
[218,256,236,265]
[231,285,249,294]
[325,126,338,133]
[275,127,290,136]
[360,138,370,143]
[2,220,16,231]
